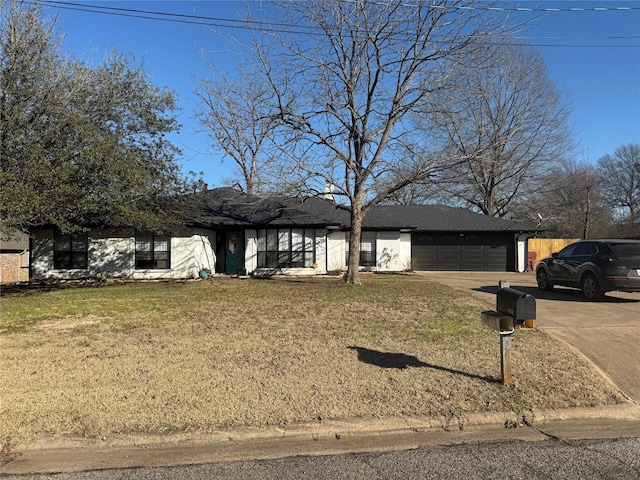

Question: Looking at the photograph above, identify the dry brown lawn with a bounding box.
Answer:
[0,275,625,447]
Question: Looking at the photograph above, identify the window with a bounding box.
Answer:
[135,233,171,269]
[346,231,377,267]
[574,242,597,256]
[257,229,316,268]
[610,242,640,255]
[557,243,578,258]
[54,231,88,269]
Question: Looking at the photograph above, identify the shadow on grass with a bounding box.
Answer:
[348,346,500,384]
[0,279,138,297]
[0,281,90,298]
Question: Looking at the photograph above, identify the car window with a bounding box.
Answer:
[609,243,640,255]
[557,243,578,257]
[574,243,596,256]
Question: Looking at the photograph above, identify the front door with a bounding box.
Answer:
[225,231,245,274]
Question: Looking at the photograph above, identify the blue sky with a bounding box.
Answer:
[41,0,640,187]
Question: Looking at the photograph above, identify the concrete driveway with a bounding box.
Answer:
[421,271,640,402]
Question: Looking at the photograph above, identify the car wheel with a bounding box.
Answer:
[536,269,553,291]
[581,273,604,301]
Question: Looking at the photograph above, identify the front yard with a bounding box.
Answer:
[0,275,625,447]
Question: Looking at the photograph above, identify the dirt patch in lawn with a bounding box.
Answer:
[0,275,626,449]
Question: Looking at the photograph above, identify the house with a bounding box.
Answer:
[29,188,539,281]
[0,232,30,284]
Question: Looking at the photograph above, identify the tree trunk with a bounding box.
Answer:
[345,206,363,285]
[583,185,592,239]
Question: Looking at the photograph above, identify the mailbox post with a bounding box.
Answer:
[500,331,513,386]
[481,310,515,385]
[481,285,536,386]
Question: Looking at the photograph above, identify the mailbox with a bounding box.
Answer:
[481,310,513,333]
[480,285,536,386]
[496,287,536,324]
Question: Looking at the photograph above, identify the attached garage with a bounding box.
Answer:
[363,204,537,273]
[412,233,515,272]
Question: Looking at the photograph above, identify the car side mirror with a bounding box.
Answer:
[551,252,559,258]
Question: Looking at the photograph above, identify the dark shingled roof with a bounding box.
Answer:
[199,188,538,233]
[363,205,537,232]
[200,188,349,228]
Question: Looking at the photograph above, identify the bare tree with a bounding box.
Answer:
[196,65,280,195]
[524,159,613,238]
[243,0,500,284]
[418,35,573,217]
[597,143,640,221]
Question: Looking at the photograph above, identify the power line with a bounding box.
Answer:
[38,0,302,31]
[36,0,640,48]
[38,0,640,15]
[402,1,640,13]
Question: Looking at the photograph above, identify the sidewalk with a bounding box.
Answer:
[3,404,639,475]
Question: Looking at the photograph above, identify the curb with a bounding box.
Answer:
[2,403,639,475]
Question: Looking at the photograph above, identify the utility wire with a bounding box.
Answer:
[43,0,640,15]
[38,0,304,31]
[368,0,640,12]
[36,0,640,48]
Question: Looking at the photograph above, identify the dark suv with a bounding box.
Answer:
[536,239,640,301]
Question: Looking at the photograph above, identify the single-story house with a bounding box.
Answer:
[29,187,540,280]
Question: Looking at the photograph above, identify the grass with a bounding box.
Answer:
[0,274,626,447]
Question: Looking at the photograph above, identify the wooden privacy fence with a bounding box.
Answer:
[527,238,580,271]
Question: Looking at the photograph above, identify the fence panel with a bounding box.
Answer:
[527,238,580,270]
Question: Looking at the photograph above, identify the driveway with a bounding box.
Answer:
[421,271,640,402]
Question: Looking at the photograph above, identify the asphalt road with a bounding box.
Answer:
[420,271,640,401]
[6,437,640,479]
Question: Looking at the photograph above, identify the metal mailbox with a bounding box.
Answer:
[496,287,536,324]
[480,284,537,386]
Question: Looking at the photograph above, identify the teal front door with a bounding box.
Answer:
[225,231,245,274]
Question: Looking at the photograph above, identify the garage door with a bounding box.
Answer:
[412,234,509,271]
